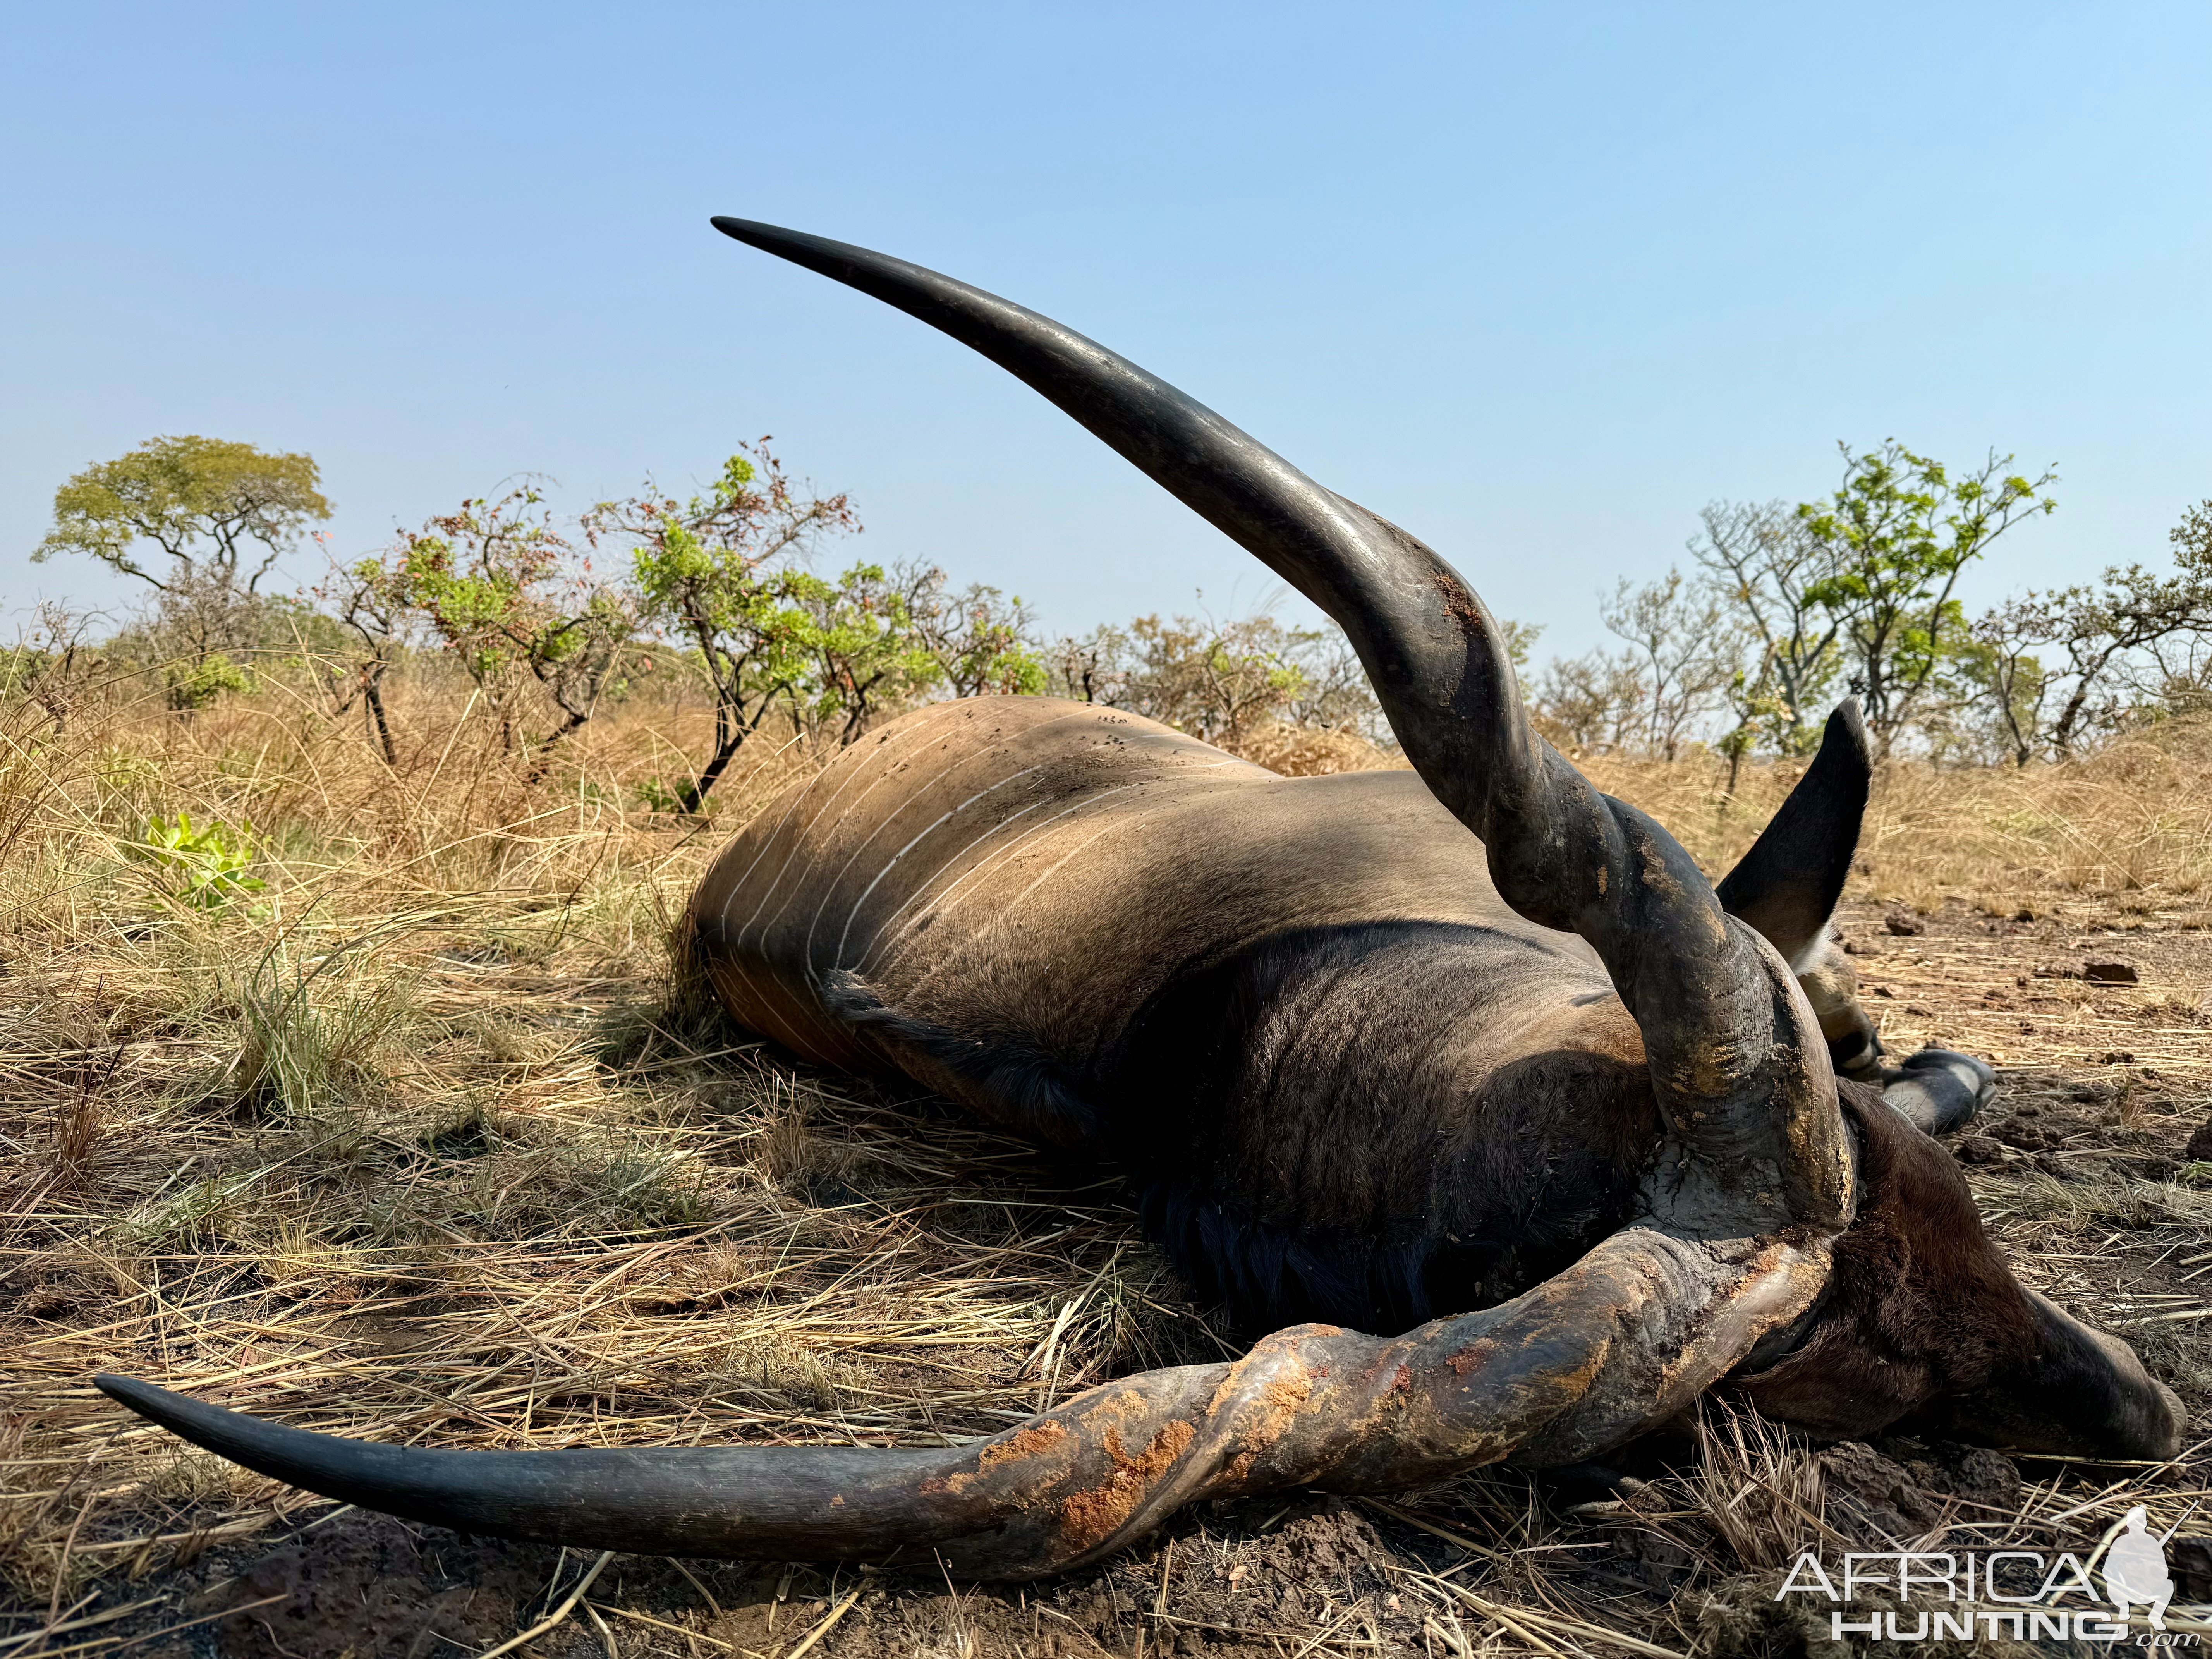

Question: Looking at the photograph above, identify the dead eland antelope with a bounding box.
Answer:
[101,220,2182,1580]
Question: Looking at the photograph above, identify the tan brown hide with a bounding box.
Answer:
[687,695,1633,1147]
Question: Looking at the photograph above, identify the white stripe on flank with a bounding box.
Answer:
[898,811,1142,1004]
[713,706,1252,1048]
[829,761,1058,967]
[867,781,1145,978]
[709,745,854,1045]
[795,742,974,973]
[854,795,1054,973]
[801,710,1100,975]
[734,699,969,949]
[858,756,1250,975]
[722,701,973,1051]
[1001,815,1139,918]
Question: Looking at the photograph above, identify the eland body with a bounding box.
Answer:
[101,221,2183,1580]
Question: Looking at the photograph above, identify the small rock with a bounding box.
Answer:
[1885,913,1925,937]
[2014,906,2037,922]
[2184,1118,2212,1162]
[1884,1441,2024,1512]
[1957,1135,2006,1164]
[1948,1446,2023,1510]
[2084,959,2140,984]
[1821,1442,1941,1537]
[2094,1049,2137,1065]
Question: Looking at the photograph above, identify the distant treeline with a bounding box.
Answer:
[15,434,2212,809]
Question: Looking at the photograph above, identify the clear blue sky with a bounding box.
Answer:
[4,3,2206,657]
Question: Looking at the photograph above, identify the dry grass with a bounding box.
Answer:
[1581,721,2212,927]
[2,671,2211,1655]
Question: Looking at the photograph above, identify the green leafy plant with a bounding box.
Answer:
[632,777,690,816]
[163,649,252,713]
[904,565,1050,697]
[371,484,639,758]
[783,562,945,745]
[132,811,266,909]
[1798,441,2057,757]
[591,446,860,811]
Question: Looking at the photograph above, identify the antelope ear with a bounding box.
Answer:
[1716,702,1870,970]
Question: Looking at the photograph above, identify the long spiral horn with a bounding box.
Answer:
[100,1227,1824,1579]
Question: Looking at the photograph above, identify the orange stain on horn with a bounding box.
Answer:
[1427,572,1482,626]
[1446,1338,1498,1379]
[1054,1419,1197,1554]
[939,1418,1073,1495]
[976,1419,1070,1473]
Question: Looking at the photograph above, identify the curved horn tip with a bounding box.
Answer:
[96,1372,160,1411]
[96,1374,202,1436]
[712,216,802,252]
[1826,699,1869,756]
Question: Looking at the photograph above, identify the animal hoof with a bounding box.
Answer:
[1882,1049,1997,1136]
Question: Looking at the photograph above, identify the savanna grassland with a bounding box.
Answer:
[4,669,2212,1659]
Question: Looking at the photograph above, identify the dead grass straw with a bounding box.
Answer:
[2,669,2209,1652]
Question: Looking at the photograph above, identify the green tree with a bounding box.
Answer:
[1797,441,2056,757]
[1048,611,1365,748]
[1929,629,2044,766]
[1716,656,1796,795]
[381,484,638,759]
[594,447,860,811]
[903,564,1048,697]
[784,563,945,744]
[35,435,331,594]
[313,541,410,766]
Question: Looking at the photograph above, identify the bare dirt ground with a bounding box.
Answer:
[5,696,2212,1657]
